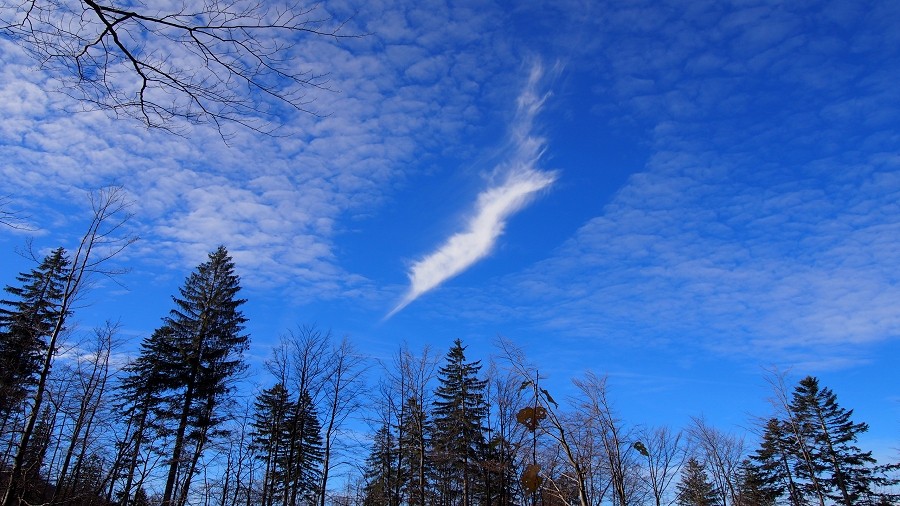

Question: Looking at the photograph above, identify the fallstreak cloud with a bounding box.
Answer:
[387,64,558,318]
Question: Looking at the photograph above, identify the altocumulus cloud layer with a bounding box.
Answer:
[416,0,900,368]
[387,64,558,318]
[0,0,512,299]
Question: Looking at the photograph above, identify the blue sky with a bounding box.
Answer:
[1,0,898,458]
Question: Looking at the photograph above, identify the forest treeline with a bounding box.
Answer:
[1,192,899,506]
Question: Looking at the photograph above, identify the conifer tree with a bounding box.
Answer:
[734,459,778,506]
[362,423,399,506]
[282,389,324,506]
[751,418,803,505]
[431,339,489,506]
[123,246,248,506]
[789,376,878,506]
[0,248,69,418]
[399,396,431,506]
[114,327,177,506]
[675,457,719,506]
[252,383,295,506]
[252,383,325,506]
[0,250,70,506]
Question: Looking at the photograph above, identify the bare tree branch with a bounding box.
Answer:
[1,0,360,137]
[0,196,35,231]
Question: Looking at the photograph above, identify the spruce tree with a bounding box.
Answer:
[734,459,778,506]
[363,423,399,506]
[114,327,179,506]
[789,376,878,506]
[124,246,249,506]
[252,383,295,506]
[751,418,803,505]
[253,383,325,506]
[0,249,69,506]
[282,389,324,506]
[0,248,69,417]
[431,339,488,506]
[675,457,719,506]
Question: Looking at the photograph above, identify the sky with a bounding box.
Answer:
[1,0,898,459]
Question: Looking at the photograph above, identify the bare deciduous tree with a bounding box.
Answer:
[574,372,645,506]
[319,336,367,506]
[688,417,745,506]
[0,0,357,135]
[635,425,685,506]
[496,338,595,506]
[2,186,135,506]
[483,363,528,506]
[52,321,119,504]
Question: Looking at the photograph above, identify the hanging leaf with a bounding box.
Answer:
[540,388,558,408]
[521,463,543,494]
[516,406,547,431]
[519,379,533,391]
[633,441,649,457]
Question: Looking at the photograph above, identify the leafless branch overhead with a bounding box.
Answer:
[1,0,359,136]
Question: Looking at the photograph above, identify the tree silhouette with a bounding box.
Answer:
[0,248,69,418]
[431,339,488,506]
[790,376,878,506]
[676,457,718,506]
[125,246,248,506]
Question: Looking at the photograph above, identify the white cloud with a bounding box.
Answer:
[393,0,900,369]
[387,63,558,318]
[439,148,900,368]
[0,0,511,301]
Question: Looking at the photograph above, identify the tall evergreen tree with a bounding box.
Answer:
[789,376,878,506]
[751,418,804,505]
[282,389,324,506]
[253,383,295,506]
[252,383,325,506]
[675,457,719,506]
[0,248,69,418]
[0,249,69,506]
[734,459,778,506]
[122,246,249,506]
[362,423,399,506]
[113,326,179,506]
[431,339,489,506]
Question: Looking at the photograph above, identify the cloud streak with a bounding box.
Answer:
[387,63,558,318]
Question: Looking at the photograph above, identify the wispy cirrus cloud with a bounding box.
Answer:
[387,63,558,318]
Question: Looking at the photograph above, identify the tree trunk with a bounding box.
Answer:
[120,405,149,506]
[814,408,853,506]
[53,328,111,504]
[163,377,197,506]
[2,310,66,506]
